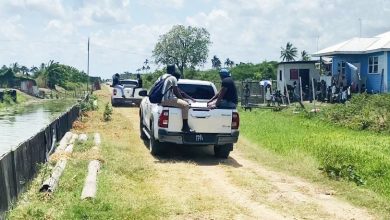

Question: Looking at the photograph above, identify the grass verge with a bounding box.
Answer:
[238,108,390,217]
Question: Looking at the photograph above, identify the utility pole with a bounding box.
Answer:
[87,37,90,94]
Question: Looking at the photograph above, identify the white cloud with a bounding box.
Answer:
[139,0,185,9]
[0,15,24,40]
[45,20,74,35]
[6,0,65,17]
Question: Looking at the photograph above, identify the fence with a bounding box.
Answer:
[0,104,80,218]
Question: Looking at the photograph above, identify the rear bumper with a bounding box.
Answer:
[157,129,239,145]
[112,97,142,105]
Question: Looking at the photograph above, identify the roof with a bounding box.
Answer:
[313,31,390,57]
[278,60,319,65]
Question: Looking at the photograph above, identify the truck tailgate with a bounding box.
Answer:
[167,102,233,133]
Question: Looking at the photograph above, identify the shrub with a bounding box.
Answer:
[103,102,113,121]
[322,94,390,133]
[80,94,98,113]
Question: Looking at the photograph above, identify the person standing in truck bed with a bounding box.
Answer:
[207,68,238,109]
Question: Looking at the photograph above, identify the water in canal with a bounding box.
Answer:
[0,99,76,156]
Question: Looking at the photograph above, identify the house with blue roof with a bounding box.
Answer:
[313,31,390,93]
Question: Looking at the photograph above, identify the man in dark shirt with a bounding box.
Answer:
[131,73,143,97]
[207,68,238,109]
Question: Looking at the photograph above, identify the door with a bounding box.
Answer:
[299,69,310,89]
[351,63,361,85]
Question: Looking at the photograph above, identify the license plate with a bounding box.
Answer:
[184,134,216,143]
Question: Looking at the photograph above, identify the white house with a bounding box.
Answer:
[276,61,320,92]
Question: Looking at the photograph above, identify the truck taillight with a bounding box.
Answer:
[232,112,239,129]
[158,110,169,128]
[113,89,117,95]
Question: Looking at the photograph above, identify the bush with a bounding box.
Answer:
[103,102,113,121]
[322,94,390,133]
[80,94,98,113]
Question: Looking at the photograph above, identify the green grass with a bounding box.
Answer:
[0,91,30,109]
[239,108,390,215]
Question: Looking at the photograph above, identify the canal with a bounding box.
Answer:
[0,99,77,156]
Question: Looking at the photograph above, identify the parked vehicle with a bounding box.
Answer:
[139,79,239,158]
[111,79,147,107]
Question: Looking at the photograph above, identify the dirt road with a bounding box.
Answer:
[117,106,375,220]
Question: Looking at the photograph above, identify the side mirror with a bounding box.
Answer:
[138,90,148,97]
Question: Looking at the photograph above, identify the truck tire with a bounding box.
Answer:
[149,120,164,156]
[214,144,232,159]
[139,111,148,140]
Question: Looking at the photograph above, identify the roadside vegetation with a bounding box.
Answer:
[321,93,390,133]
[0,90,31,109]
[239,106,390,215]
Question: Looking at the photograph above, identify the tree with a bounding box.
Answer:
[144,59,149,66]
[280,42,298,62]
[11,62,20,74]
[224,58,234,68]
[211,55,221,69]
[20,66,29,76]
[153,25,211,77]
[301,50,311,61]
[46,60,61,89]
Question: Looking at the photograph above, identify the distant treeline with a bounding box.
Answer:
[0,61,89,90]
[139,61,278,89]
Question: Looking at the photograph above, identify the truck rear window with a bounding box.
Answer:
[120,80,138,88]
[178,84,215,99]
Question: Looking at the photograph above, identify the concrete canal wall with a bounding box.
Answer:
[0,104,80,217]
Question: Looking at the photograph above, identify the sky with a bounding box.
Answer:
[0,0,390,79]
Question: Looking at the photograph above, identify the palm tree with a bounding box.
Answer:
[11,62,20,74]
[280,42,298,62]
[211,55,221,69]
[301,50,311,61]
[30,66,38,73]
[224,58,234,68]
[20,66,29,76]
[136,68,141,74]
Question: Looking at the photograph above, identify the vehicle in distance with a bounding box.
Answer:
[139,79,239,158]
[111,79,147,107]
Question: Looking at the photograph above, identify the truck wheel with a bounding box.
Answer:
[149,121,164,156]
[139,113,148,140]
[214,144,232,159]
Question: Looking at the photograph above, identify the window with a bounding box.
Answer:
[337,61,346,74]
[279,70,282,81]
[290,69,298,80]
[368,56,379,74]
[120,80,138,88]
[178,84,215,99]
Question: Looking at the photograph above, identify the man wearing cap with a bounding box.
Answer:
[160,65,196,133]
[207,68,238,109]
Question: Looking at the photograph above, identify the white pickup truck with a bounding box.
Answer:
[111,79,147,107]
[139,79,239,158]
